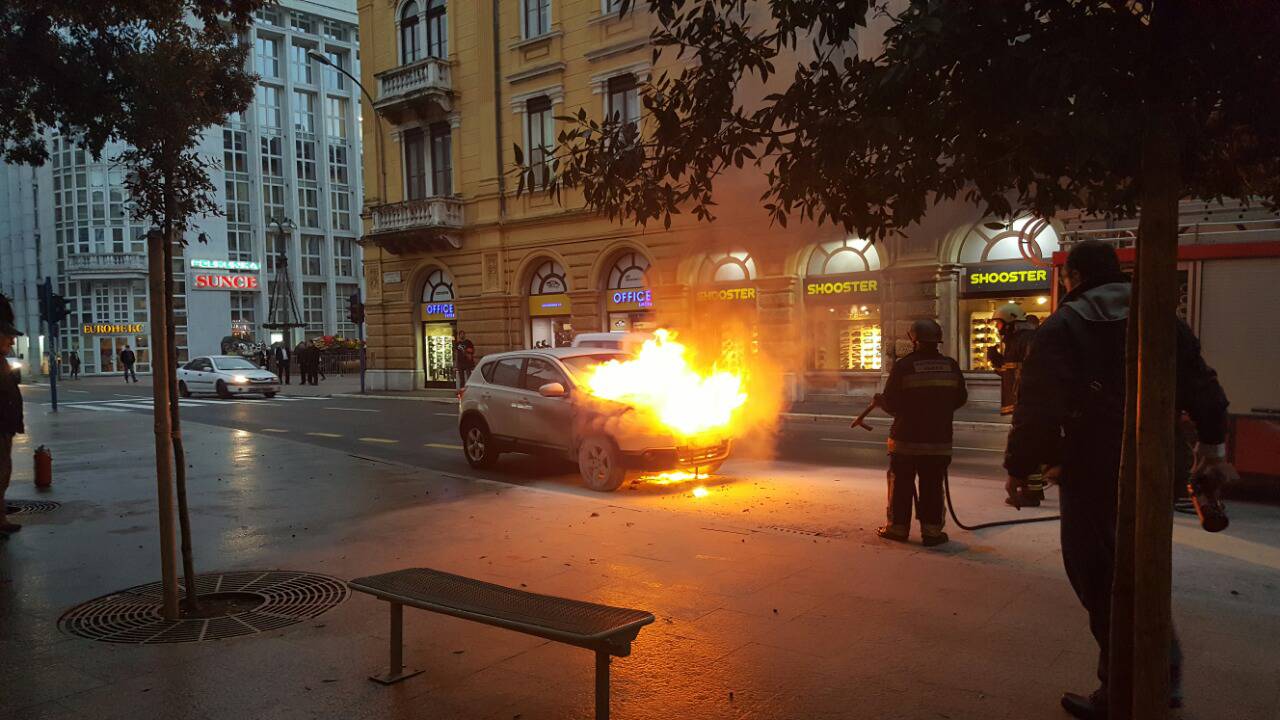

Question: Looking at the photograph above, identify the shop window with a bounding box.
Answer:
[960,294,1050,371]
[806,237,880,275]
[528,259,567,295]
[607,251,649,289]
[605,251,653,332]
[956,215,1060,264]
[804,238,883,372]
[422,268,455,302]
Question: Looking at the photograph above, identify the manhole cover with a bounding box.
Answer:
[59,570,348,644]
[5,499,61,515]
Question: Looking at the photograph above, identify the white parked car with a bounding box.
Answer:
[570,331,654,353]
[178,355,280,398]
[458,347,731,491]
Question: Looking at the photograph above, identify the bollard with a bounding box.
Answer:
[34,445,52,488]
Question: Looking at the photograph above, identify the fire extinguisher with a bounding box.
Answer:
[34,445,52,488]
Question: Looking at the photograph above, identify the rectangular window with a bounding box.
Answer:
[324,96,348,139]
[300,235,324,276]
[303,282,326,333]
[403,127,428,200]
[290,13,314,34]
[328,144,350,185]
[295,139,318,182]
[266,232,288,273]
[228,228,254,263]
[262,181,286,225]
[525,96,554,189]
[323,50,348,90]
[426,3,447,58]
[290,42,314,84]
[224,179,251,224]
[222,129,248,173]
[333,238,355,277]
[256,85,282,130]
[430,122,452,196]
[230,292,257,326]
[323,21,349,42]
[260,135,283,177]
[297,185,320,228]
[293,91,316,134]
[256,7,281,26]
[607,73,640,127]
[523,0,551,38]
[255,36,280,79]
[330,189,351,231]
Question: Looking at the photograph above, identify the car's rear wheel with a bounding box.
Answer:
[178,381,191,398]
[215,380,232,399]
[578,435,627,492]
[264,391,277,398]
[461,418,498,468]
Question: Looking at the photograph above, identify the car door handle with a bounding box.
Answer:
[511,402,532,410]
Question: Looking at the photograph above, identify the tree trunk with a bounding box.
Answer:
[1109,255,1141,720]
[146,226,180,622]
[1128,2,1184,717]
[162,174,199,613]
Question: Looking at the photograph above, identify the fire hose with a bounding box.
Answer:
[850,399,1061,531]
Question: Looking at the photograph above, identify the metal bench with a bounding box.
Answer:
[348,568,655,720]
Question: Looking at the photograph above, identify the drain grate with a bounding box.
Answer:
[59,570,349,644]
[5,499,61,515]
[760,524,847,539]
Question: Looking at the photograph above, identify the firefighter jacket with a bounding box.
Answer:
[879,348,968,456]
[1004,275,1228,482]
[0,363,23,436]
[989,324,1036,415]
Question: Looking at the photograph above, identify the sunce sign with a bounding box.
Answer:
[193,274,260,291]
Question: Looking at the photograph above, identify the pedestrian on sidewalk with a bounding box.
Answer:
[874,318,967,547]
[119,345,138,383]
[1004,240,1236,719]
[454,331,475,388]
[274,343,291,385]
[0,294,25,537]
[69,351,80,379]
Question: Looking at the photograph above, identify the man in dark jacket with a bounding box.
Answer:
[874,319,968,547]
[1,294,25,536]
[274,343,291,385]
[119,345,137,383]
[1004,241,1234,718]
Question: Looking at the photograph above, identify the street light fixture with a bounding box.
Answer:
[308,50,388,204]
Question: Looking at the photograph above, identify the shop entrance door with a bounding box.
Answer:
[98,337,120,374]
[423,322,456,387]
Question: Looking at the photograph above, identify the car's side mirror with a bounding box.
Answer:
[538,382,567,398]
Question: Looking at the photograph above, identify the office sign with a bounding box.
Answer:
[193,274,260,291]
[82,322,146,335]
[606,288,654,312]
[528,293,572,317]
[961,262,1050,296]
[421,302,456,322]
[803,273,882,306]
[694,286,757,303]
[190,258,260,272]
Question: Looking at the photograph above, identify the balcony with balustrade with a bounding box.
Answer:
[64,252,149,278]
[374,57,453,120]
[366,196,464,255]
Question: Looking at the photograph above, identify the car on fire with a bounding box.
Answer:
[177,355,281,399]
[458,347,731,491]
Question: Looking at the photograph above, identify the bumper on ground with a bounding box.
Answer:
[621,441,731,471]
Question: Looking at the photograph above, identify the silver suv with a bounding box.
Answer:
[458,347,731,491]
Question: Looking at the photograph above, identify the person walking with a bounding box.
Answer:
[274,343,291,385]
[69,351,81,379]
[454,331,475,388]
[0,295,25,537]
[119,345,138,383]
[874,319,968,547]
[1004,241,1235,718]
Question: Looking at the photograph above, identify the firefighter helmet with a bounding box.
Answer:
[992,303,1027,324]
[908,318,943,344]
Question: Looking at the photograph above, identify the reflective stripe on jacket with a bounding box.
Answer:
[880,349,968,456]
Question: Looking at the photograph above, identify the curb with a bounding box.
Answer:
[781,413,1009,432]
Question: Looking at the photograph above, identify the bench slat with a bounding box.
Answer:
[349,568,654,651]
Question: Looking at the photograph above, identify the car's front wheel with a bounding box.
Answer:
[178,381,191,398]
[578,435,627,492]
[263,391,277,398]
[215,380,232,399]
[461,418,498,468]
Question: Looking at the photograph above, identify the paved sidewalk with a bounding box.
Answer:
[1,409,1277,720]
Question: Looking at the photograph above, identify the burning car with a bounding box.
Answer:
[458,334,743,491]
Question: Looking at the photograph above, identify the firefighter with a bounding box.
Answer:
[987,301,1044,506]
[874,319,968,547]
[1004,240,1235,718]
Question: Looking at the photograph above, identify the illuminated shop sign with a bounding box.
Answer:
[803,273,883,306]
[528,293,573,317]
[82,322,146,335]
[606,288,654,312]
[421,302,456,321]
[190,258,260,272]
[695,286,756,302]
[961,263,1051,296]
[193,274,260,290]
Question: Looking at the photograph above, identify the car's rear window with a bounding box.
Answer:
[560,353,629,378]
[490,358,525,387]
[479,361,497,382]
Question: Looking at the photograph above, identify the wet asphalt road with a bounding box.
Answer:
[19,379,1009,489]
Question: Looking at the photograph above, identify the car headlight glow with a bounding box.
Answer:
[7,359,23,370]
[231,374,249,384]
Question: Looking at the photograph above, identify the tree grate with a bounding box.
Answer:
[58,570,349,644]
[5,499,61,515]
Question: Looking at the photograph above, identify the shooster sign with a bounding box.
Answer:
[803,273,882,306]
[961,262,1051,296]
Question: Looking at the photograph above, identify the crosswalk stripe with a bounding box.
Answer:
[75,404,129,412]
[104,402,152,410]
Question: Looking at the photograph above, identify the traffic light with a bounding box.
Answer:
[37,280,50,324]
[347,291,365,325]
[49,294,70,325]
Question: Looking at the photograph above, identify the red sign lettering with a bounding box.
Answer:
[193,274,259,290]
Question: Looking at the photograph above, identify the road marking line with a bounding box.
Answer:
[323,407,377,412]
[819,437,1001,453]
[74,404,129,412]
[104,402,151,410]
[360,437,398,444]
[425,443,462,450]
[307,432,343,438]
[434,412,458,418]
[262,428,289,433]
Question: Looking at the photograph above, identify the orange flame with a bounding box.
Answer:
[580,330,747,440]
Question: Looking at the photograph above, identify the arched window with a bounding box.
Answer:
[420,268,454,303]
[806,237,881,275]
[956,215,1060,264]
[699,250,756,284]
[400,1,421,64]
[606,251,650,289]
[528,259,568,295]
[425,0,447,58]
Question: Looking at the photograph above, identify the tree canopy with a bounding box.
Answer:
[531,0,1280,237]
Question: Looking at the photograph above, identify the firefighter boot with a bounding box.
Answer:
[875,524,909,543]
